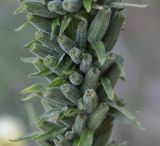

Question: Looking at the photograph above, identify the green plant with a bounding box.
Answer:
[12,0,147,145]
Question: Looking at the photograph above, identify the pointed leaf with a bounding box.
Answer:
[13,2,26,15]
[21,84,44,94]
[78,129,93,146]
[60,16,72,34]
[82,0,93,12]
[109,101,142,129]
[91,41,106,65]
[114,55,125,81]
[22,40,37,49]
[33,129,55,142]
[28,68,52,78]
[10,131,43,142]
[110,2,148,9]
[15,22,29,31]
[50,18,60,40]
[20,57,36,63]
[48,76,66,88]
[22,93,39,101]
[101,77,114,101]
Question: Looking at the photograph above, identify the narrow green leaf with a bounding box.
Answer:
[114,55,125,81]
[22,93,39,101]
[50,18,60,40]
[110,2,148,9]
[91,41,106,65]
[48,76,66,88]
[28,68,52,78]
[33,129,54,141]
[64,108,79,117]
[20,57,36,63]
[82,0,93,12]
[74,12,87,23]
[60,16,72,34]
[13,2,26,15]
[10,131,43,142]
[109,101,142,129]
[22,40,37,49]
[21,84,44,94]
[78,129,93,146]
[15,22,29,31]
[101,77,114,101]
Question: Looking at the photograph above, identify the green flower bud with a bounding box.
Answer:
[103,13,125,52]
[73,114,87,135]
[83,89,98,113]
[80,53,93,73]
[77,98,85,111]
[44,55,72,75]
[43,55,58,68]
[75,21,88,50]
[62,0,82,13]
[69,71,83,86]
[69,47,82,64]
[88,7,111,42]
[87,102,109,131]
[48,0,66,15]
[58,34,75,54]
[81,67,101,92]
[33,58,56,81]
[33,57,47,71]
[43,55,64,76]
[26,13,51,33]
[31,43,61,59]
[61,83,81,104]
[34,31,64,54]
[42,88,74,106]
[24,1,58,18]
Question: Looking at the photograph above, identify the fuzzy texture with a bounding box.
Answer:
[12,0,145,146]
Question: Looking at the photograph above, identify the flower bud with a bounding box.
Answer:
[35,31,64,54]
[62,0,82,13]
[24,1,58,18]
[69,71,83,86]
[58,34,75,54]
[69,47,82,64]
[83,89,98,113]
[81,67,101,92]
[42,88,74,106]
[48,0,66,15]
[80,53,92,73]
[26,13,51,33]
[31,43,60,59]
[87,102,109,131]
[75,21,88,50]
[61,83,81,104]
[73,114,87,135]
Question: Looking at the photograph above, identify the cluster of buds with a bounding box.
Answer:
[12,0,146,146]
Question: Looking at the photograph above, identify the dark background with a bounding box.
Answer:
[0,0,159,145]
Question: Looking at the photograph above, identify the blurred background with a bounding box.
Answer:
[0,0,159,145]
